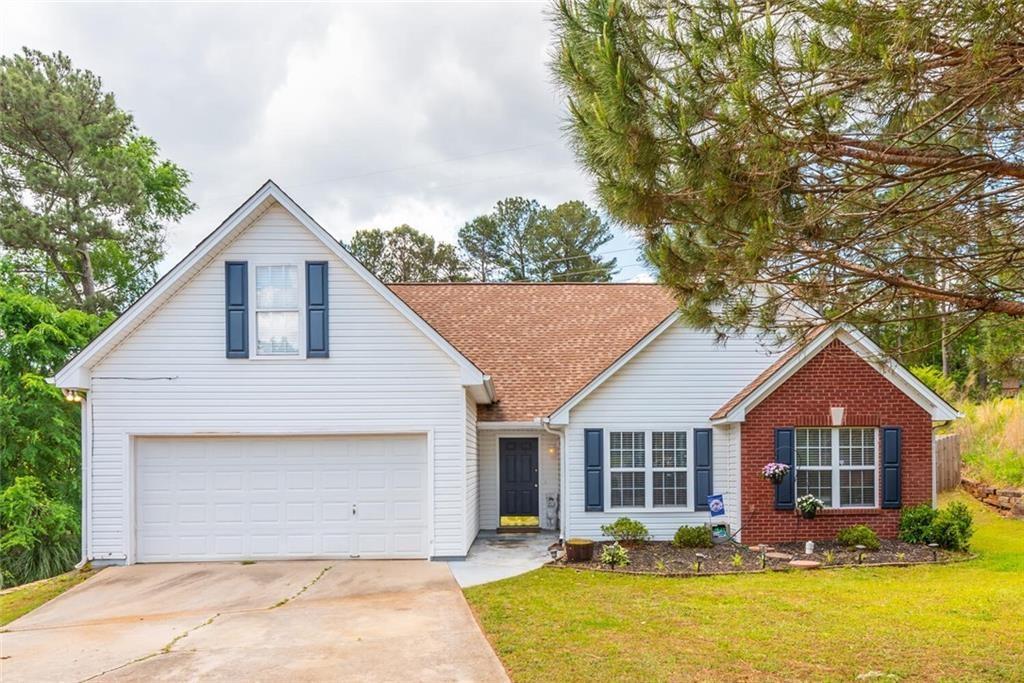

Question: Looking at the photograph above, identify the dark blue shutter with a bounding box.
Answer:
[225,261,248,358]
[694,428,713,511]
[881,427,902,509]
[584,429,603,511]
[774,427,796,510]
[306,261,329,358]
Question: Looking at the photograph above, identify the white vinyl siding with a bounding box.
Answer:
[85,204,475,560]
[477,430,560,530]
[796,427,878,508]
[564,322,777,540]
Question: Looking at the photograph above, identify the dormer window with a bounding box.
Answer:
[255,265,300,356]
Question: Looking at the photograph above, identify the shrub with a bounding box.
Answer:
[600,542,630,568]
[836,524,881,551]
[898,501,974,551]
[899,504,938,544]
[929,502,974,551]
[910,365,959,402]
[600,517,650,544]
[673,524,713,548]
[0,476,80,586]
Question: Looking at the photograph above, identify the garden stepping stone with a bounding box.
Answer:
[765,552,793,560]
[787,559,821,569]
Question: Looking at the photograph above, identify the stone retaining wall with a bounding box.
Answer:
[961,477,1024,518]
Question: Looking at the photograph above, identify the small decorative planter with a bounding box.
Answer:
[761,462,790,485]
[796,495,824,520]
[564,538,595,563]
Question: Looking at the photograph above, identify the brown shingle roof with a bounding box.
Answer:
[389,283,678,422]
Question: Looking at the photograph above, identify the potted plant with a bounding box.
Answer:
[796,495,825,519]
[761,462,791,485]
[564,538,595,562]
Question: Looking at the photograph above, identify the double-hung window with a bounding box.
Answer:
[609,431,646,508]
[609,430,689,509]
[255,265,300,356]
[795,427,877,507]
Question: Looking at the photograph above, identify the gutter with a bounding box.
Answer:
[539,417,566,543]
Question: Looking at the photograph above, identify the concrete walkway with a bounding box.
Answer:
[3,561,508,682]
[449,532,558,588]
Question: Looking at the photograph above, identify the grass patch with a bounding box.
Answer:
[0,565,98,627]
[956,395,1024,486]
[465,492,1024,682]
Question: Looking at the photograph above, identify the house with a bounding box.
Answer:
[53,181,960,564]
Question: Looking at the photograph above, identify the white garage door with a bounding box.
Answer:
[135,435,429,562]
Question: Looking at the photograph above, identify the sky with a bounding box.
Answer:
[1,1,652,281]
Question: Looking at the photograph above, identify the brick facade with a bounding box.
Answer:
[740,339,933,544]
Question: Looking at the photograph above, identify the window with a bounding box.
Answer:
[795,427,877,507]
[652,431,687,507]
[255,265,300,356]
[609,430,689,509]
[610,432,645,508]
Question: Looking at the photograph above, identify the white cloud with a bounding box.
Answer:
[1,1,644,276]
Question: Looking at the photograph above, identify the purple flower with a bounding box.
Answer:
[761,463,791,481]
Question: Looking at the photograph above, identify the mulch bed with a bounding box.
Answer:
[555,539,967,576]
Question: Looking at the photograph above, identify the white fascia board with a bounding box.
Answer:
[547,312,681,425]
[53,180,488,395]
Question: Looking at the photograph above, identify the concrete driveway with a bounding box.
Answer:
[2,561,508,682]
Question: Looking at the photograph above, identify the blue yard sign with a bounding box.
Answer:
[707,494,726,517]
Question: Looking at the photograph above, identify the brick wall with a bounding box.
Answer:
[740,339,933,544]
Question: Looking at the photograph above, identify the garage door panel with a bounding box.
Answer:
[136,435,428,561]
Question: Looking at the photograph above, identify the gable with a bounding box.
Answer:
[54,181,488,395]
[711,326,960,423]
[559,319,779,424]
[88,203,463,377]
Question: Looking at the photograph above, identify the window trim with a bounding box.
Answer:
[248,260,306,360]
[605,428,694,513]
[795,427,879,509]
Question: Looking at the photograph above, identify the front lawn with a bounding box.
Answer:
[465,493,1024,682]
[0,566,98,627]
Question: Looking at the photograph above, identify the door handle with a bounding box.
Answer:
[352,503,357,518]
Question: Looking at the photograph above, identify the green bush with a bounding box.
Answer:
[836,524,881,551]
[673,524,713,548]
[898,501,974,551]
[600,542,630,568]
[600,517,650,544]
[929,501,974,551]
[1,476,80,586]
[899,504,938,544]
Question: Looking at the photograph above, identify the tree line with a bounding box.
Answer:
[346,196,617,283]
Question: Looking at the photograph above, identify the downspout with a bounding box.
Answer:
[77,392,91,568]
[540,417,566,543]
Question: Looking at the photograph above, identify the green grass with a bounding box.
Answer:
[465,493,1024,682]
[956,395,1024,486]
[0,566,97,627]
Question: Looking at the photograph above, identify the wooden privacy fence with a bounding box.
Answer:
[935,433,962,492]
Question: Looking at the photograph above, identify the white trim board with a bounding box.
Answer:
[52,180,492,400]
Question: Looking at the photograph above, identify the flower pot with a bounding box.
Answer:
[800,509,817,520]
[565,538,595,562]
[764,474,786,485]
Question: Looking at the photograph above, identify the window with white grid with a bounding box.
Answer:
[610,432,645,508]
[255,265,300,356]
[609,430,692,510]
[652,431,687,507]
[795,427,877,508]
